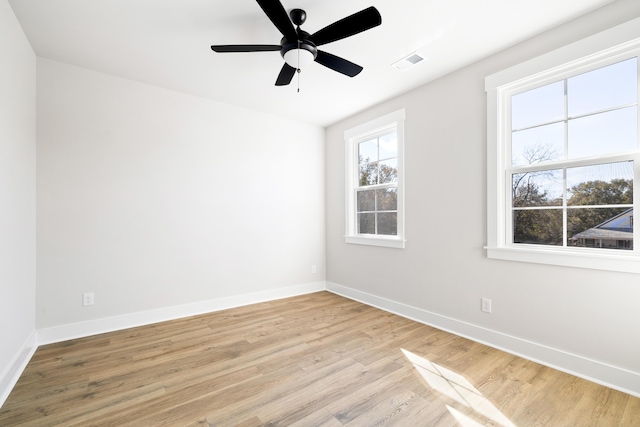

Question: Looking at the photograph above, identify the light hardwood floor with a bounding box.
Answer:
[1,291,638,426]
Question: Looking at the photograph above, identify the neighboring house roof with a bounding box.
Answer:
[570,208,633,241]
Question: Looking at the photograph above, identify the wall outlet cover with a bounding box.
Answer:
[481,298,492,313]
[83,292,95,306]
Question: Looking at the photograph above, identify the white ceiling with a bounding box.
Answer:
[9,0,614,127]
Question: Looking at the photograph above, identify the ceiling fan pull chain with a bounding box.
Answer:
[297,40,301,93]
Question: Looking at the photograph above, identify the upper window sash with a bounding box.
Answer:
[485,16,640,273]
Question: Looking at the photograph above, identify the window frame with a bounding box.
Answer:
[485,17,640,273]
[344,109,405,248]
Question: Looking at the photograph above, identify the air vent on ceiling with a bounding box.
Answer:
[392,52,425,70]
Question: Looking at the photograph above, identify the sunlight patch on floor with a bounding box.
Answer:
[402,348,515,427]
[447,405,487,427]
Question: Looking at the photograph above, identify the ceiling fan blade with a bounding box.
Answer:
[315,50,363,77]
[308,6,381,47]
[256,0,297,42]
[275,63,297,86]
[211,45,281,53]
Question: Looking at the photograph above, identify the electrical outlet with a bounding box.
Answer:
[311,265,317,274]
[83,292,94,306]
[481,298,492,313]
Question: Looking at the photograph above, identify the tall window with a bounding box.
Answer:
[345,109,405,248]
[486,18,640,273]
[510,58,636,249]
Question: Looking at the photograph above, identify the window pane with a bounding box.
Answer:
[511,122,564,166]
[357,190,375,212]
[512,169,563,207]
[568,106,638,158]
[358,213,375,234]
[513,209,563,245]
[359,161,378,186]
[568,207,632,250]
[376,188,397,211]
[568,58,638,117]
[377,212,397,235]
[567,162,633,206]
[512,81,564,130]
[359,139,378,164]
[379,132,397,160]
[378,159,398,184]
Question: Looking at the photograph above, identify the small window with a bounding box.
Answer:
[345,109,405,248]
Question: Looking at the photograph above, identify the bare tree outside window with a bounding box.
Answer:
[512,144,563,245]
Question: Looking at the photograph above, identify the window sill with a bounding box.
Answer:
[485,245,640,274]
[345,235,405,249]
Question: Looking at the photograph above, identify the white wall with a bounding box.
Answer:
[326,0,640,394]
[0,0,37,404]
[36,58,325,330]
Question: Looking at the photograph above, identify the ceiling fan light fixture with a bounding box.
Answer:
[284,48,315,69]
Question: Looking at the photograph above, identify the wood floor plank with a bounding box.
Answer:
[620,394,640,426]
[567,381,629,426]
[326,366,428,423]
[285,408,343,427]
[342,390,437,427]
[202,357,364,426]
[1,291,638,426]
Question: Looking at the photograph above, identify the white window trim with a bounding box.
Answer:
[485,16,640,274]
[344,109,405,248]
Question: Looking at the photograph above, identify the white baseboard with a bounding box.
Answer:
[0,331,38,408]
[38,281,326,345]
[326,281,640,398]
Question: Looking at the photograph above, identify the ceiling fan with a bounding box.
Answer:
[211,0,382,86]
